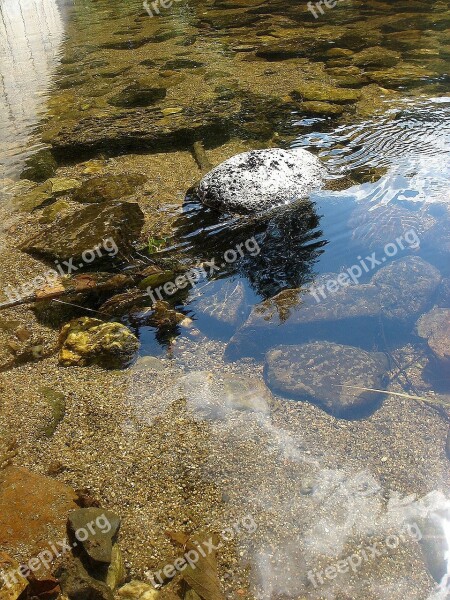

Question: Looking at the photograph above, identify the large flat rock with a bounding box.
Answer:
[0,467,78,575]
[226,256,441,359]
[264,342,389,417]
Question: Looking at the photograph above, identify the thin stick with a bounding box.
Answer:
[336,385,450,406]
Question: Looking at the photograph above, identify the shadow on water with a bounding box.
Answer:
[171,192,327,300]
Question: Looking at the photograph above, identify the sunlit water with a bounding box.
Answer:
[0,0,67,179]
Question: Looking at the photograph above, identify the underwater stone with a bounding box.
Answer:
[196,279,248,328]
[197,148,325,214]
[20,149,57,182]
[73,174,147,203]
[68,508,121,565]
[265,342,389,417]
[22,201,144,262]
[416,308,450,367]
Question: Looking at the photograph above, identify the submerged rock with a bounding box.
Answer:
[108,83,166,108]
[195,279,248,329]
[0,467,78,577]
[372,256,441,321]
[72,174,147,203]
[0,552,28,599]
[117,581,160,599]
[58,553,114,600]
[22,201,144,262]
[68,508,121,565]
[416,308,450,367]
[197,148,325,213]
[58,318,139,368]
[20,149,57,182]
[226,256,440,359]
[264,342,389,417]
[416,510,450,584]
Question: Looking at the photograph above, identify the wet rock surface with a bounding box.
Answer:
[58,318,140,368]
[416,308,450,367]
[0,467,78,575]
[265,342,389,417]
[197,148,325,213]
[21,201,144,262]
[67,508,121,565]
[72,174,147,203]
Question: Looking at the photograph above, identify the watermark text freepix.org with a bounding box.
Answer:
[307,0,346,19]
[308,228,420,303]
[3,237,119,304]
[146,236,260,306]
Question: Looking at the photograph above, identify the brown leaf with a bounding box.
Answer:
[182,534,224,600]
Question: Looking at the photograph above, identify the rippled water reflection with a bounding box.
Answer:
[0,0,67,179]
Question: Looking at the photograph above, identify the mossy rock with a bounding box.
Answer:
[301,101,346,116]
[58,317,139,369]
[291,83,361,104]
[352,46,400,68]
[108,83,166,108]
[39,199,71,223]
[39,386,66,437]
[73,174,147,203]
[20,149,57,182]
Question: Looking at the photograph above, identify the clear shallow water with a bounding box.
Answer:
[1,0,450,596]
[0,0,68,179]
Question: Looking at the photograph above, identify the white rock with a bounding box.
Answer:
[197,148,325,214]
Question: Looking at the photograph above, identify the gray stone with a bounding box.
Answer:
[68,508,121,565]
[197,148,325,214]
[417,511,450,584]
[265,342,389,417]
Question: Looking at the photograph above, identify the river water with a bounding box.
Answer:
[1,0,449,598]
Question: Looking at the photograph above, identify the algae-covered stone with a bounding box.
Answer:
[352,47,400,68]
[16,182,53,212]
[291,83,360,103]
[265,342,389,417]
[73,174,147,203]
[49,177,81,196]
[39,386,66,437]
[197,148,325,213]
[20,149,57,182]
[301,101,346,116]
[39,199,71,223]
[58,317,139,368]
[108,83,166,108]
[22,201,144,262]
